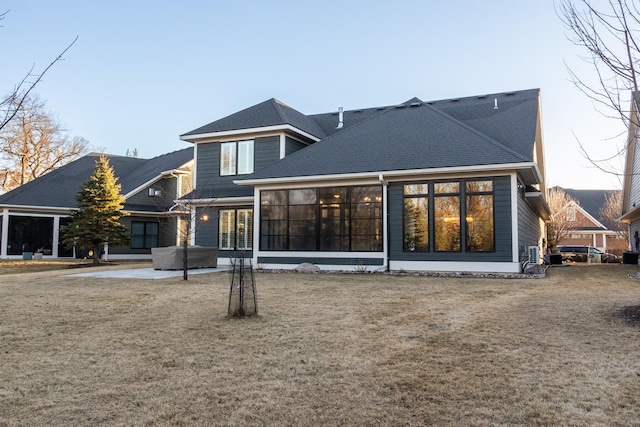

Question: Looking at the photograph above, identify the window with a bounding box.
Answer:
[131,221,159,249]
[566,206,576,222]
[465,180,494,252]
[260,186,382,252]
[220,140,254,176]
[434,182,461,251]
[403,184,429,251]
[402,179,495,253]
[219,209,253,250]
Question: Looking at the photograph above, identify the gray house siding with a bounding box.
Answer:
[254,136,280,171]
[388,176,512,262]
[517,187,543,262]
[629,129,640,210]
[196,136,280,194]
[285,137,307,156]
[125,177,177,211]
[630,222,640,252]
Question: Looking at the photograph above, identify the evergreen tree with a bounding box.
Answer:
[61,155,130,265]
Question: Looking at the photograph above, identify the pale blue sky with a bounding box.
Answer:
[1,0,627,190]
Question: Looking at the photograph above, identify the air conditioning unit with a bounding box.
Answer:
[528,245,541,264]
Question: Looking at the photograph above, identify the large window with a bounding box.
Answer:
[260,186,382,252]
[131,221,159,249]
[403,184,429,251]
[435,182,461,252]
[220,140,254,176]
[219,209,253,250]
[465,180,494,252]
[7,216,54,255]
[403,179,495,253]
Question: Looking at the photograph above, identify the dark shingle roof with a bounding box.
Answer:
[0,148,193,209]
[181,98,327,140]
[242,90,537,180]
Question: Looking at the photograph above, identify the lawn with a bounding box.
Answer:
[1,264,640,425]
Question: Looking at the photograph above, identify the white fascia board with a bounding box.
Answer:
[237,162,541,187]
[124,167,192,200]
[183,196,255,207]
[0,204,74,213]
[180,124,321,143]
[123,210,169,217]
[124,177,163,199]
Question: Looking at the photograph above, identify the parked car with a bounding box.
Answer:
[557,245,621,263]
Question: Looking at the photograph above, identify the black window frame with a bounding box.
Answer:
[131,221,159,249]
[402,178,496,254]
[260,185,383,252]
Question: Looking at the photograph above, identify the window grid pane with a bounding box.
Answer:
[220,142,236,176]
[466,194,494,251]
[237,140,254,175]
[219,210,235,250]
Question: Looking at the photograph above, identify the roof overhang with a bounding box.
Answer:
[180,124,322,143]
[619,203,640,223]
[525,191,552,221]
[236,162,543,187]
[123,165,193,199]
[179,196,254,207]
[0,204,74,213]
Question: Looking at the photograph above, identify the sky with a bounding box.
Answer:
[0,0,629,190]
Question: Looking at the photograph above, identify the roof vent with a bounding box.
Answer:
[336,107,344,129]
[493,98,499,110]
[410,102,421,107]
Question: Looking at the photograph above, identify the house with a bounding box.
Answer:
[553,187,627,255]
[181,88,551,273]
[621,92,640,252]
[0,149,193,259]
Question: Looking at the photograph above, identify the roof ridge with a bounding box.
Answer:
[270,98,289,124]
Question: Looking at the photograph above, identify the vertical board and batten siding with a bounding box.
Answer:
[285,137,308,156]
[387,176,512,262]
[196,136,280,191]
[194,206,253,258]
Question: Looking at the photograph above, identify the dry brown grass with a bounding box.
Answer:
[1,264,640,426]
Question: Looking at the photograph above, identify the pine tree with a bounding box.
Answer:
[61,155,130,265]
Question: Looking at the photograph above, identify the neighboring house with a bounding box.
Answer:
[554,187,627,255]
[0,149,193,259]
[181,88,551,273]
[622,92,640,252]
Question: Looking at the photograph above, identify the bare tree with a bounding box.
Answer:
[1,10,77,131]
[0,95,88,192]
[547,187,579,252]
[559,0,640,174]
[599,190,629,241]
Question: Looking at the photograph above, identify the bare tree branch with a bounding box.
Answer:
[0,9,78,131]
[559,0,640,177]
[0,95,88,192]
